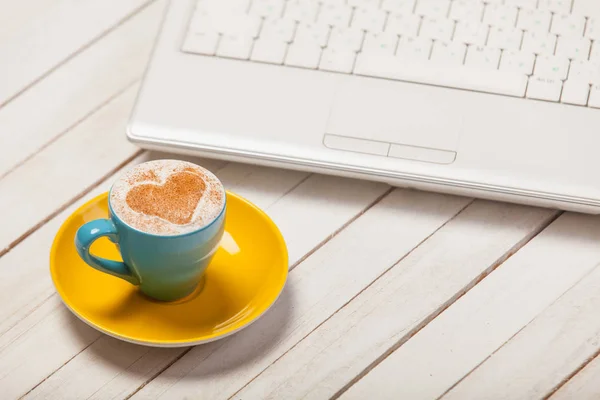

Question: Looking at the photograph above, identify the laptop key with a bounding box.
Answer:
[419,18,455,42]
[261,18,296,42]
[430,41,467,66]
[464,46,501,70]
[285,40,322,68]
[586,18,600,40]
[487,27,523,51]
[354,52,528,97]
[295,23,330,46]
[285,0,319,23]
[534,55,569,80]
[251,39,288,63]
[328,28,364,51]
[449,0,484,23]
[588,84,600,108]
[362,32,399,55]
[538,0,572,14]
[453,21,489,46]
[385,12,420,36]
[318,3,353,27]
[551,13,586,38]
[526,76,563,101]
[555,37,592,61]
[574,2,600,18]
[522,31,557,57]
[182,0,600,110]
[351,6,386,32]
[499,50,535,75]
[415,0,451,19]
[381,0,415,14]
[568,60,600,83]
[517,9,552,34]
[483,4,518,29]
[319,48,357,73]
[217,33,254,59]
[182,31,220,55]
[249,0,285,18]
[561,80,591,105]
[396,36,433,61]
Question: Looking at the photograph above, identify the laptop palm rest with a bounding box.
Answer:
[325,79,461,165]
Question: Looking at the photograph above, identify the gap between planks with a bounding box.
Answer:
[3,153,230,398]
[435,255,600,400]
[0,80,139,182]
[287,186,395,272]
[0,149,143,259]
[543,346,600,399]
[330,209,564,400]
[0,0,157,110]
[16,162,390,398]
[227,198,475,400]
[0,4,572,388]
[19,319,100,400]
[434,250,595,400]
[107,187,399,400]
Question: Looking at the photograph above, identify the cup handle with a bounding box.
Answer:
[75,219,139,285]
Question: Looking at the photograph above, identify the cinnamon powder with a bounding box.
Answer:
[125,171,206,225]
[111,160,225,235]
[137,170,159,182]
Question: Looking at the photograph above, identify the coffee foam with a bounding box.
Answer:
[110,160,225,235]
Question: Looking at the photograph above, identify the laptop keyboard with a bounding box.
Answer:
[182,0,600,108]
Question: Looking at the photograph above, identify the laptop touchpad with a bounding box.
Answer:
[325,80,461,164]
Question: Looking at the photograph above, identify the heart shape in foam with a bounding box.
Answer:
[126,171,206,225]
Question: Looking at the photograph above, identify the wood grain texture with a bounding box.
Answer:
[0,152,225,342]
[3,0,597,397]
[131,190,471,400]
[215,163,309,211]
[81,175,391,400]
[6,159,390,398]
[552,353,600,400]
[341,213,600,400]
[0,297,101,400]
[22,172,389,400]
[0,0,153,106]
[0,152,226,400]
[0,0,164,176]
[442,264,600,400]
[233,201,557,400]
[0,85,139,254]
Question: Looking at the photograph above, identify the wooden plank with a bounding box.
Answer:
[0,298,102,400]
[232,201,557,400]
[0,84,140,254]
[20,173,389,400]
[266,173,398,265]
[552,353,600,400]
[0,151,227,399]
[441,264,600,400]
[0,0,59,42]
[0,0,153,106]
[0,0,164,176]
[340,212,600,400]
[129,190,471,400]
[0,151,226,340]
[215,162,308,211]
[1,148,390,398]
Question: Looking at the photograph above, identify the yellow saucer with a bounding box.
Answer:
[50,192,288,347]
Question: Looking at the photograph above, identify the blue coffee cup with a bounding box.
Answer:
[74,190,226,302]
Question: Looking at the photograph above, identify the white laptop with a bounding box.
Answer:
[128,0,600,213]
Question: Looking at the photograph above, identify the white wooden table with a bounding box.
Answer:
[3,1,600,399]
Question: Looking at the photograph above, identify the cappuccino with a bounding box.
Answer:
[110,160,225,235]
